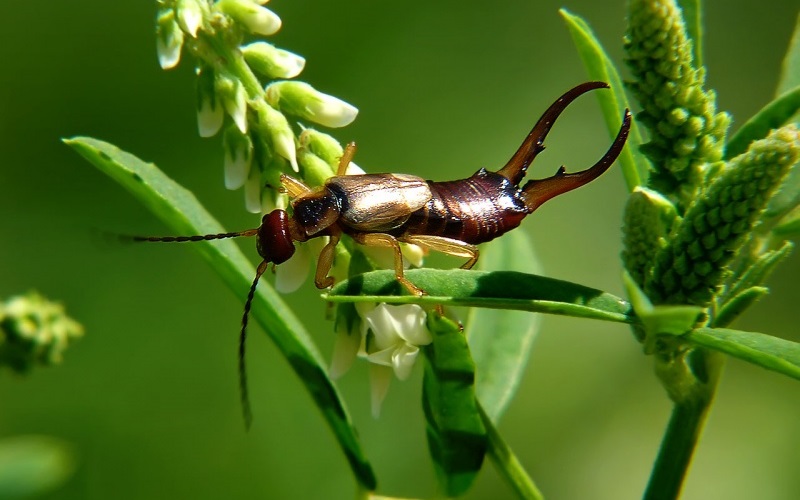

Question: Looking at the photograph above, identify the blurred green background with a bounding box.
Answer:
[1,1,798,498]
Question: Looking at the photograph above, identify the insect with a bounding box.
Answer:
[137,81,630,424]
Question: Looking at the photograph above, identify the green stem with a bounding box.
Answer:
[199,30,264,99]
[645,349,724,500]
[478,403,544,500]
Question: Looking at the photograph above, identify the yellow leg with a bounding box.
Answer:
[314,229,341,289]
[337,142,358,176]
[352,232,425,296]
[280,174,312,198]
[400,235,480,270]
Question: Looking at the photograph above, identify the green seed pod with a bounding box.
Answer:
[0,292,84,373]
[645,126,800,306]
[624,0,730,206]
[622,187,680,287]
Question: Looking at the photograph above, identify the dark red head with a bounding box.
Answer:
[256,210,296,264]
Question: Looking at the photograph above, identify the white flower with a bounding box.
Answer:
[223,125,253,189]
[244,166,263,214]
[156,10,183,70]
[360,303,431,380]
[196,67,224,137]
[274,242,311,293]
[217,78,247,134]
[329,303,431,417]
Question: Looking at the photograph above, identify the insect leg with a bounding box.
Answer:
[521,109,631,211]
[314,229,342,289]
[337,142,358,176]
[352,233,425,296]
[280,174,312,198]
[497,82,611,186]
[400,235,480,270]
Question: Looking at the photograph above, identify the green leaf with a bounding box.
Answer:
[686,327,800,381]
[465,231,542,423]
[714,286,769,328]
[677,0,703,67]
[724,241,793,304]
[774,211,800,237]
[0,436,75,499]
[560,8,651,191]
[724,85,800,159]
[423,314,487,497]
[64,137,376,490]
[776,13,800,96]
[327,268,634,324]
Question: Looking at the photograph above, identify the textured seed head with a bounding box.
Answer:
[624,0,729,208]
[622,187,680,287]
[645,126,800,306]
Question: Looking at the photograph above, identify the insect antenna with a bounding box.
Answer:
[131,229,259,243]
[131,226,267,428]
[239,260,269,430]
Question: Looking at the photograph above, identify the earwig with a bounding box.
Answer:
[137,81,631,426]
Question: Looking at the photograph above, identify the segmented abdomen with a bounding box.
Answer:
[396,168,531,244]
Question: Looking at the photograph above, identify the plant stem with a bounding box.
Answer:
[644,349,724,499]
[478,403,544,500]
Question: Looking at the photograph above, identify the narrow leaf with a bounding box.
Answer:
[327,268,634,325]
[560,8,651,190]
[724,241,793,303]
[776,13,800,96]
[687,327,800,381]
[465,231,542,423]
[423,314,487,497]
[677,0,703,67]
[724,85,800,159]
[714,286,769,328]
[65,137,376,489]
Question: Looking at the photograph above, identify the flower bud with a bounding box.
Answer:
[242,42,305,79]
[622,187,679,287]
[299,129,343,166]
[196,66,224,137]
[265,81,358,128]
[260,103,298,171]
[156,9,184,70]
[223,124,253,189]
[216,0,281,36]
[298,150,335,186]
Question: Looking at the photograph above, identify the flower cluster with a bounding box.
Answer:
[644,126,799,307]
[0,292,84,373]
[331,303,432,417]
[155,0,359,213]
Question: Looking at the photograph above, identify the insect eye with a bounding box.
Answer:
[257,210,295,264]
